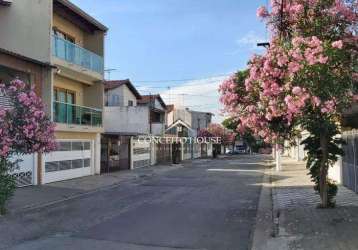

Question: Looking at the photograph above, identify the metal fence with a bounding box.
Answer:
[342,131,358,193]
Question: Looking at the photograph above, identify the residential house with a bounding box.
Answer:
[0,0,53,186]
[137,95,169,165]
[44,0,107,184]
[190,110,214,134]
[166,105,214,159]
[137,95,167,136]
[1,0,108,185]
[102,80,142,172]
[102,80,168,171]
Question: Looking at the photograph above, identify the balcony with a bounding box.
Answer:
[52,35,104,75]
[53,101,102,127]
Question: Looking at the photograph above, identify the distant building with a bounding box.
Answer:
[138,95,167,136]
[102,80,167,172]
[166,105,214,137]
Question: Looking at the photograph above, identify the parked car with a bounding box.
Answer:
[235,145,247,154]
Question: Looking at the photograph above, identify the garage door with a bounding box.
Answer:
[43,140,93,184]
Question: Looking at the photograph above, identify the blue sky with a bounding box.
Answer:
[72,0,268,122]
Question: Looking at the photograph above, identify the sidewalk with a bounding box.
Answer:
[269,157,358,250]
[6,163,183,215]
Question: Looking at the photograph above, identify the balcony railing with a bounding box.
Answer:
[53,101,102,127]
[52,35,104,75]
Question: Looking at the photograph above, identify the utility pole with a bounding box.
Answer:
[104,68,117,80]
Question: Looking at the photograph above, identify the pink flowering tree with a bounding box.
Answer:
[220,0,358,207]
[0,79,56,214]
[198,123,237,146]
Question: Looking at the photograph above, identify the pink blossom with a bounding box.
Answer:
[332,40,343,49]
[257,6,269,18]
[311,96,321,107]
[292,86,302,95]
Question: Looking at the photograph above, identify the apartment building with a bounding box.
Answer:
[0,0,108,185]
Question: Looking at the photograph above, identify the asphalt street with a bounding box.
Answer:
[0,155,270,250]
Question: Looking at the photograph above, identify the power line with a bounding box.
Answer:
[140,91,218,98]
[131,73,231,83]
[135,81,223,89]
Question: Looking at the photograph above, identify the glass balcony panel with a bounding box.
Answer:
[81,107,92,126]
[52,35,104,75]
[53,101,102,127]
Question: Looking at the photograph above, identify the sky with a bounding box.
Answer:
[72,0,268,122]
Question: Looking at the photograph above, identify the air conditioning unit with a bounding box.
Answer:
[0,0,12,6]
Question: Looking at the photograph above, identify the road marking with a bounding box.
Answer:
[207,169,262,173]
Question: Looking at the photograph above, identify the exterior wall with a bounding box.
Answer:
[207,143,213,157]
[182,144,192,160]
[151,123,164,136]
[0,0,52,63]
[54,74,84,105]
[104,106,150,134]
[150,141,157,165]
[154,99,165,111]
[53,12,104,56]
[167,110,174,126]
[53,12,85,47]
[193,143,201,159]
[286,131,309,161]
[84,31,104,57]
[83,81,104,110]
[329,157,342,184]
[190,111,212,131]
[172,109,192,126]
[0,53,51,97]
[106,85,138,107]
[122,85,138,106]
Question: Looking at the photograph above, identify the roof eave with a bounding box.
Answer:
[55,0,108,32]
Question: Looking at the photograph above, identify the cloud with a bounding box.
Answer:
[227,31,266,55]
[157,75,230,123]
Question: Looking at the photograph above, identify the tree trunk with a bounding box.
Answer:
[319,131,329,208]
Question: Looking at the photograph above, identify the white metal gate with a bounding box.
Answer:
[43,140,93,184]
[11,154,37,187]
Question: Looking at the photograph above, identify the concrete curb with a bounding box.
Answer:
[271,168,280,237]
[250,163,274,250]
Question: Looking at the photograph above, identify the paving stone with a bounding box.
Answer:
[272,157,358,250]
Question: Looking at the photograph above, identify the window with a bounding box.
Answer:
[54,88,75,104]
[110,94,120,106]
[53,28,75,43]
[54,88,76,124]
[151,112,162,123]
[128,100,134,106]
